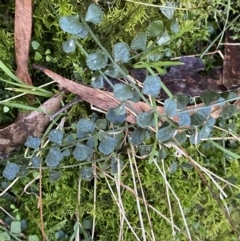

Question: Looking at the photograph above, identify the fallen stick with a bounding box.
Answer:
[14,0,33,86]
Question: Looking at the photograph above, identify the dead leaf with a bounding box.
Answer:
[33,64,238,125]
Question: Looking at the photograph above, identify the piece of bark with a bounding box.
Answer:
[131,57,224,98]
[222,30,240,88]
[160,57,224,97]
[0,94,62,156]
[14,0,33,86]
